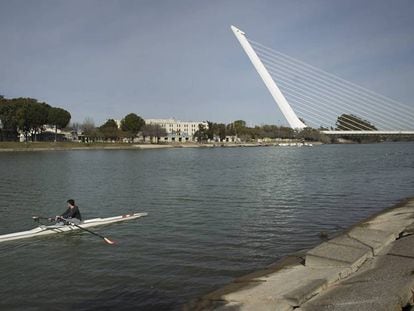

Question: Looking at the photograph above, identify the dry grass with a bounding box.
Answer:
[0,141,134,150]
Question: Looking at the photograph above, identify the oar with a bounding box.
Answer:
[32,216,56,222]
[56,217,116,245]
[33,216,115,245]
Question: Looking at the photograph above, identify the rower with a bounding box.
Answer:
[55,199,82,225]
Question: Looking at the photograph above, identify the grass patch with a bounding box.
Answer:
[0,141,135,150]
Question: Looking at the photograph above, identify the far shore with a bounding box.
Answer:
[0,141,320,152]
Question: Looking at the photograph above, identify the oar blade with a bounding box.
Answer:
[104,237,116,245]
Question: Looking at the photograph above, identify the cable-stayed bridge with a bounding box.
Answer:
[231,26,414,136]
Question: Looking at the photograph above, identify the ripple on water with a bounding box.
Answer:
[0,143,413,310]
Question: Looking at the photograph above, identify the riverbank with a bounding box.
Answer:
[0,141,320,152]
[187,198,414,311]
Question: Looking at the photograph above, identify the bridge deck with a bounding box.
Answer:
[321,130,414,135]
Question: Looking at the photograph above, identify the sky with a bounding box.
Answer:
[1,0,413,127]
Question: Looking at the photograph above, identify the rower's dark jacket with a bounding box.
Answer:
[61,205,82,220]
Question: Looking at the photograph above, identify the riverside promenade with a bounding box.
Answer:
[189,198,414,311]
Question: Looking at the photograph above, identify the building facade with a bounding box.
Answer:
[144,118,208,142]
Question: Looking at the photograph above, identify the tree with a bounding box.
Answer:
[81,117,95,134]
[233,120,246,134]
[141,124,167,143]
[233,120,246,128]
[0,96,73,142]
[296,127,330,142]
[206,121,214,140]
[217,123,226,141]
[230,120,250,139]
[48,107,71,142]
[206,122,227,141]
[336,114,377,131]
[99,119,120,141]
[70,122,80,132]
[10,98,50,141]
[193,124,209,143]
[80,117,98,142]
[120,113,145,141]
[0,97,19,141]
[28,101,50,141]
[226,123,236,136]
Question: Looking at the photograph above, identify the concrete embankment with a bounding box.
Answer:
[188,198,414,311]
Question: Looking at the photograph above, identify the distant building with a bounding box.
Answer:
[144,118,208,142]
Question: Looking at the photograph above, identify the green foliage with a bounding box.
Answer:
[224,123,234,136]
[48,107,71,129]
[196,120,302,142]
[0,96,74,141]
[233,120,246,129]
[100,119,118,129]
[80,117,96,141]
[141,124,167,143]
[99,119,120,140]
[296,127,331,142]
[0,97,53,141]
[47,107,71,141]
[216,123,226,140]
[193,124,209,142]
[0,97,19,141]
[121,113,145,138]
[0,97,19,131]
[207,122,226,140]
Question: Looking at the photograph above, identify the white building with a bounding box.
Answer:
[145,118,208,142]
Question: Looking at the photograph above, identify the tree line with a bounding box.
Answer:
[0,96,71,141]
[0,94,330,143]
[194,120,330,142]
[4,95,402,144]
[79,114,167,142]
[0,96,168,143]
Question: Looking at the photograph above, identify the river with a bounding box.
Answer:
[0,142,413,310]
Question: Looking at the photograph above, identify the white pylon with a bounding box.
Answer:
[231,25,307,129]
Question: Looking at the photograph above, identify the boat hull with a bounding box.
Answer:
[0,212,147,243]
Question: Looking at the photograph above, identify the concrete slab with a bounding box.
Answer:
[367,220,414,235]
[283,278,326,306]
[327,235,372,251]
[366,208,414,235]
[257,265,347,285]
[346,257,414,284]
[347,227,395,255]
[389,234,414,258]
[203,199,414,311]
[403,223,414,234]
[220,265,308,302]
[300,299,404,311]
[305,242,369,268]
[301,279,414,311]
[217,265,348,310]
[372,208,414,220]
[301,247,414,311]
[215,299,294,311]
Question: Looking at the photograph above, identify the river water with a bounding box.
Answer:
[0,143,413,310]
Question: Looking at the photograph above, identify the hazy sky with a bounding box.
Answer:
[1,0,413,126]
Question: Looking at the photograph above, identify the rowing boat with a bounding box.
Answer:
[0,212,147,243]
